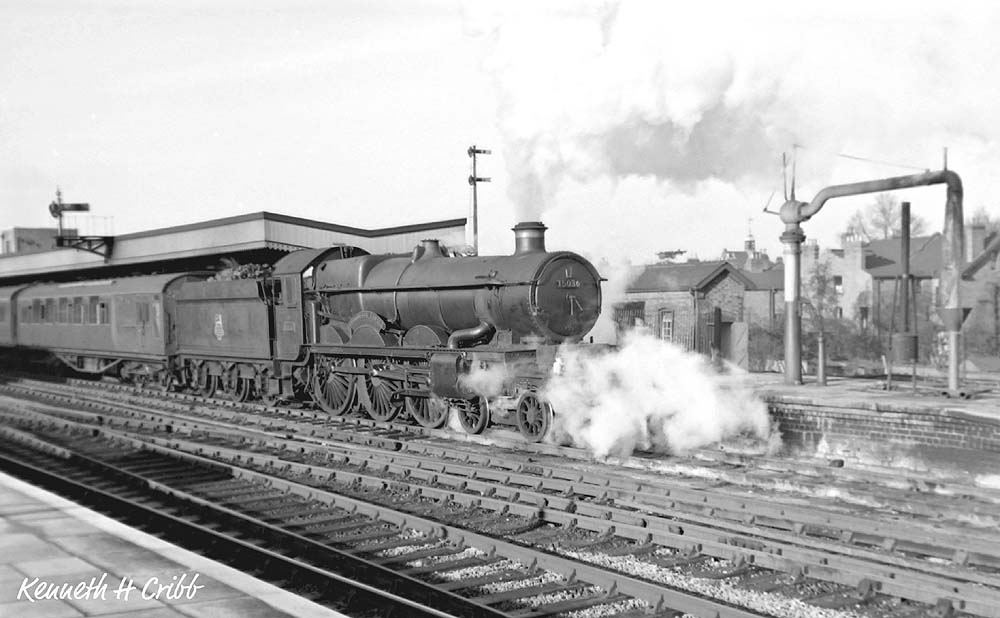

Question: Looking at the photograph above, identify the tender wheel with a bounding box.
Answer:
[154,370,174,392]
[222,366,251,403]
[313,358,355,416]
[408,394,449,429]
[457,397,489,434]
[358,362,404,422]
[194,364,217,398]
[515,392,551,442]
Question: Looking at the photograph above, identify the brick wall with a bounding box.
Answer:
[766,396,1000,473]
[744,289,782,329]
[625,290,693,344]
[703,272,745,323]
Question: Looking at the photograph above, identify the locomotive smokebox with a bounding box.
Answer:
[513,221,547,255]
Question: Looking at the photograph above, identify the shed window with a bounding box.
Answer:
[658,310,674,342]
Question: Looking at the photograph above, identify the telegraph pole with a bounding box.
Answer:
[468,145,491,255]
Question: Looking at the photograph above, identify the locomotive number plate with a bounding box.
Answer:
[556,266,580,288]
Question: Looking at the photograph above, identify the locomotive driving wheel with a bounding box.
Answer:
[312,357,355,416]
[358,361,404,422]
[457,397,489,434]
[515,392,551,443]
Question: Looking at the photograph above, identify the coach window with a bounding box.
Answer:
[271,279,283,304]
[97,299,109,324]
[72,297,84,323]
[88,297,99,324]
[58,298,69,323]
[0,302,7,322]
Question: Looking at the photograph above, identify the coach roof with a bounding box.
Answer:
[17,273,200,300]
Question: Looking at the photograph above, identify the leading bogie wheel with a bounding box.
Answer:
[515,392,551,442]
[457,397,489,435]
[408,394,449,429]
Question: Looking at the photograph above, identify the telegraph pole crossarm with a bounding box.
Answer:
[467,145,491,255]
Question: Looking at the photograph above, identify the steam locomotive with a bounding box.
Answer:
[0,222,603,441]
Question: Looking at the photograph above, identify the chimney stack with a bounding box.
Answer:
[966,224,987,262]
[513,221,547,255]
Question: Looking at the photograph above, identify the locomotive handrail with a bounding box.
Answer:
[314,281,536,293]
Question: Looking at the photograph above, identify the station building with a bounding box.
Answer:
[0,212,468,286]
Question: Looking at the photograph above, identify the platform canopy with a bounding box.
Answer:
[0,212,467,285]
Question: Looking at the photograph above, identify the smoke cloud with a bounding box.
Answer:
[466,1,1000,245]
[544,330,773,458]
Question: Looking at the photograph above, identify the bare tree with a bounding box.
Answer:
[868,194,900,240]
[842,193,929,241]
[845,210,871,242]
[802,259,841,335]
[970,206,1000,237]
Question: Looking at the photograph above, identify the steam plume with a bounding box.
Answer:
[544,331,772,458]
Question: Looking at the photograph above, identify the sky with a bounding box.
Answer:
[3,0,1000,267]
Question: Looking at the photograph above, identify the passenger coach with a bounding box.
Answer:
[13,274,201,384]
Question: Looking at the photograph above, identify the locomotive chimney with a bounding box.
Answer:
[420,239,444,258]
[513,221,547,255]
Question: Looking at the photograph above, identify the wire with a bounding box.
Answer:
[834,152,930,172]
[793,143,931,173]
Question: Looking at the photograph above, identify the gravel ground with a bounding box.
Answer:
[404,546,486,568]
[561,598,648,618]
[476,571,565,595]
[434,559,522,581]
[559,549,869,618]
[375,540,444,558]
[510,585,600,609]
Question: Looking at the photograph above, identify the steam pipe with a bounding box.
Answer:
[779,170,964,390]
[447,320,496,349]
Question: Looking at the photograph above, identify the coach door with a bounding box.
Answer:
[273,275,304,360]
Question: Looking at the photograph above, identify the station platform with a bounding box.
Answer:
[0,471,346,618]
[747,372,1000,479]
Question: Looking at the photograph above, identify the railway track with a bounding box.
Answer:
[0,431,498,618]
[1,376,999,617]
[0,425,763,618]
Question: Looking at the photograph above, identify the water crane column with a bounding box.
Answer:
[779,170,965,392]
